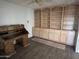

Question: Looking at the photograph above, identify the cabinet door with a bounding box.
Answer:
[49,29,55,41]
[32,27,40,37]
[50,7,62,29]
[40,28,49,39]
[60,31,67,44]
[41,8,50,28]
[54,30,61,42]
[34,9,41,28]
[66,31,75,46]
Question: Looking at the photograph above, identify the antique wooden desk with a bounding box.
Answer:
[0,24,29,57]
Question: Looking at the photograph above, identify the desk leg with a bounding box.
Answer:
[22,34,29,47]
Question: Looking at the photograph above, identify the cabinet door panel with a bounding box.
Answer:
[54,30,61,42]
[66,31,75,46]
[60,31,67,44]
[32,28,40,37]
[49,29,55,41]
[40,28,49,39]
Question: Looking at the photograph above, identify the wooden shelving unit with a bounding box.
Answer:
[33,5,76,45]
[34,5,76,30]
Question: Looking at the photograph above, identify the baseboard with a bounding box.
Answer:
[24,43,30,47]
[29,36,34,39]
[32,37,66,50]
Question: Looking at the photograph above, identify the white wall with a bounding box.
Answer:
[0,0,34,38]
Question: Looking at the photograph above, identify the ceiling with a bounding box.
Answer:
[2,0,78,9]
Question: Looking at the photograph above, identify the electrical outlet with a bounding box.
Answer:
[27,20,29,23]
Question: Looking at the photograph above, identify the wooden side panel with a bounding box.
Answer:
[32,27,40,37]
[49,29,55,41]
[50,7,62,29]
[40,28,49,39]
[22,34,29,47]
[41,8,50,28]
[34,9,41,27]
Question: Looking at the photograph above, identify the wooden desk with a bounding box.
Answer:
[0,24,29,56]
[2,33,28,55]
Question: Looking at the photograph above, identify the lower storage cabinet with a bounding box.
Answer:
[32,27,75,46]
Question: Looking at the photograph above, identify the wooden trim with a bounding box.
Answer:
[0,52,16,58]
[32,37,66,50]
[48,8,50,29]
[61,6,65,30]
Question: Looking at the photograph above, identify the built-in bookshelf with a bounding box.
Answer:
[34,5,76,30]
[33,5,77,46]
